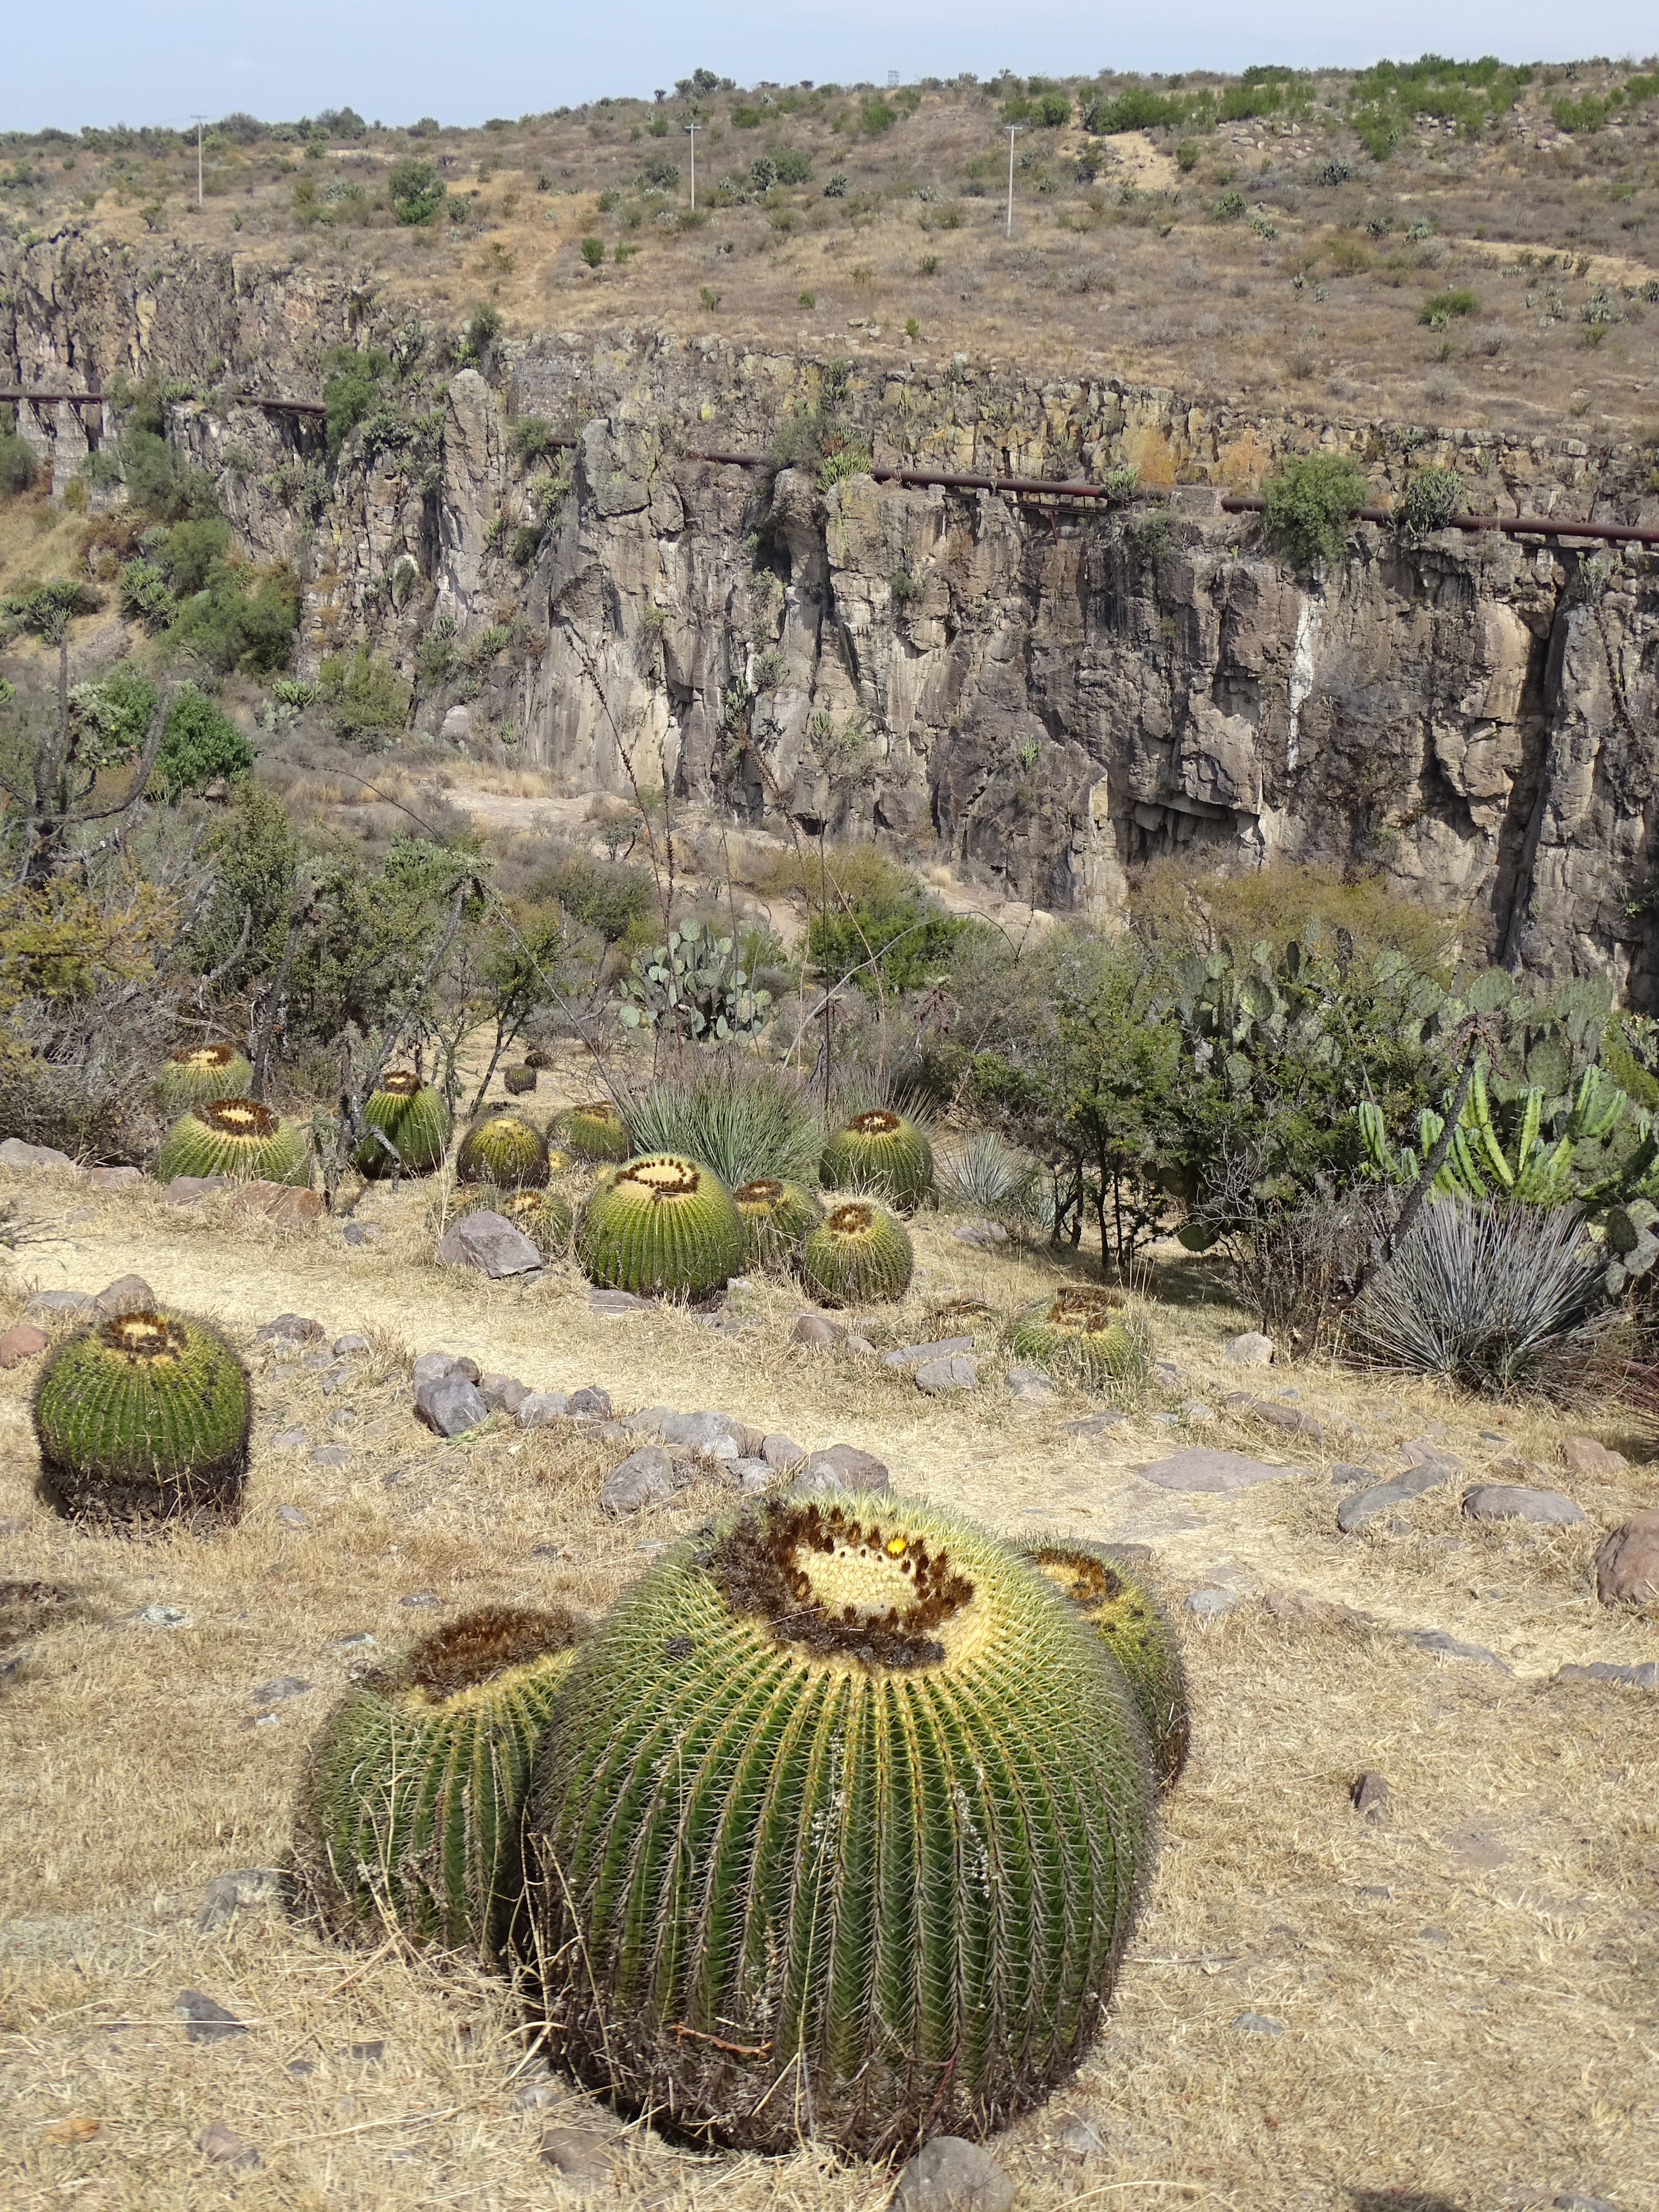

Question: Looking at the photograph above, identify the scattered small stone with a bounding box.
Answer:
[199,2119,260,2167]
[166,1173,229,1205]
[178,1989,249,2043]
[415,1375,489,1438]
[1463,1483,1586,1527]
[537,2126,613,2193]
[842,1331,878,1356]
[1241,1398,1329,1443]
[1352,1771,1390,1823]
[1336,1466,1450,1533]
[589,1287,648,1315]
[882,1335,974,1369]
[1261,1587,1366,1630]
[703,1312,766,1338]
[635,1408,745,1451]
[1553,2193,1620,2211]
[412,1353,477,1387]
[796,1442,891,1494]
[1553,1659,1659,1690]
[1056,2116,1107,2160]
[1560,1435,1627,1479]
[341,1221,382,1246]
[326,1631,375,1649]
[478,1373,528,1416]
[1223,1331,1275,1366]
[517,1390,571,1427]
[568,1386,613,1419]
[1404,1627,1512,1674]
[916,1354,978,1394]
[251,1676,310,1705]
[952,1219,1009,1247]
[761,1432,805,1470]
[24,1289,95,1321]
[96,1273,155,1315]
[1180,1398,1216,1423]
[1418,1925,1447,1945]
[0,1323,50,1369]
[893,2134,1014,2212]
[258,1313,324,1345]
[399,1592,439,1609]
[1147,1410,1180,1426]
[705,1432,740,1463]
[1232,2011,1284,2036]
[791,1313,842,1347]
[736,1460,773,1492]
[308,1444,349,1469]
[1065,1409,1127,1439]
[601,1446,683,1515]
[0,1136,75,1170]
[1185,1587,1238,1618]
[1137,1448,1293,1495]
[275,1504,309,1529]
[349,2039,385,2062]
[1594,1510,1659,1607]
[436,1210,541,1278]
[332,1332,372,1356]
[134,1603,190,1627]
[1399,1436,1462,1473]
[87,1164,141,1189]
[382,1467,414,1488]
[1444,1826,1510,1868]
[512,2076,561,2110]
[1153,1361,1185,1387]
[273,1427,307,1451]
[1328,1462,1374,1489]
[197,1868,283,1932]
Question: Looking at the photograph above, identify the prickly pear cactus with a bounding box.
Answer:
[797,1198,913,1305]
[577,1154,743,1296]
[355,1071,452,1178]
[731,1175,824,1266]
[155,1042,253,1114]
[455,1111,549,1190]
[33,1309,252,1527]
[296,1606,589,1964]
[820,1108,934,1212]
[558,1100,631,1162]
[153,1098,309,1186]
[1011,1287,1152,1396]
[1024,1541,1190,1791]
[526,1493,1153,2155]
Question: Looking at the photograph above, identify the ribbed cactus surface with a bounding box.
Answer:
[1025,1542,1190,1792]
[577,1153,743,1296]
[560,1099,632,1162]
[797,1199,913,1306]
[732,1175,825,1265]
[820,1108,934,1212]
[355,1070,452,1178]
[527,1494,1152,2154]
[33,1309,252,1526]
[154,1097,309,1186]
[155,1042,253,1114]
[1012,1288,1150,1393]
[455,1111,549,1190]
[451,1182,573,1258]
[297,1606,588,1963]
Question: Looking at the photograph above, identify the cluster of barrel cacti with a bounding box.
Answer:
[290,1490,1189,2157]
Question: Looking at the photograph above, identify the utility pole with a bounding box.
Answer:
[1005,123,1023,238]
[192,115,207,205]
[685,122,697,210]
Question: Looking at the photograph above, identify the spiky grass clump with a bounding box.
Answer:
[935,1131,1042,1221]
[1025,1543,1190,1792]
[1344,1198,1614,1399]
[355,1070,452,1178]
[577,1154,744,1298]
[455,1111,549,1190]
[450,1182,574,1259]
[558,1099,631,1163]
[732,1175,825,1267]
[821,1107,934,1213]
[296,1606,589,1965]
[153,1097,309,1187]
[527,1493,1153,2156]
[797,1199,913,1306]
[1012,1287,1155,1397]
[33,1309,252,1527]
[625,1058,820,1186]
[155,1042,253,1115]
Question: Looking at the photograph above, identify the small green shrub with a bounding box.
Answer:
[153,687,254,802]
[580,235,604,267]
[1261,452,1367,569]
[318,645,412,744]
[320,345,390,461]
[535,852,652,942]
[388,158,446,224]
[0,429,36,496]
[1419,287,1478,326]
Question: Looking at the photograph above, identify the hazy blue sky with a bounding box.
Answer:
[4,2,1656,134]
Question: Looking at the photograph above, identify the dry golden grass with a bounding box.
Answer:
[2,1119,1657,2209]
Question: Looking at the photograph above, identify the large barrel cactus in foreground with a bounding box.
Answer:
[821,1108,934,1212]
[526,1494,1153,2155]
[33,1309,252,1527]
[355,1070,452,1178]
[154,1097,309,1186]
[732,1175,824,1266]
[797,1198,913,1305]
[296,1606,589,1965]
[1025,1541,1190,1792]
[577,1153,743,1296]
[456,1111,549,1190]
[156,1041,253,1115]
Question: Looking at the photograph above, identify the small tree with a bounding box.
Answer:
[1261,452,1367,569]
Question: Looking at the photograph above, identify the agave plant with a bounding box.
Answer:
[934,1130,1042,1220]
[526,1493,1153,2154]
[624,1057,820,1186]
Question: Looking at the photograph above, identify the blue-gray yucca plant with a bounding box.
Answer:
[934,1131,1042,1221]
[1345,1198,1615,1398]
[623,1056,820,1186]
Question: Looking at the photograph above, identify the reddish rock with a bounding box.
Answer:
[1595,1510,1659,1607]
[87,1165,142,1190]
[1561,1434,1628,1478]
[227,1181,323,1226]
[0,1324,49,1369]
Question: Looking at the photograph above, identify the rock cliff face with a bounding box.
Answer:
[5,243,1657,1000]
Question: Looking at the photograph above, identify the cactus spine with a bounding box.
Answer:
[560,1100,631,1162]
[355,1070,452,1178]
[1011,1288,1153,1395]
[156,1042,253,1114]
[820,1108,934,1212]
[732,1175,824,1265]
[1024,1542,1190,1792]
[526,1494,1152,2155]
[797,1199,913,1306]
[33,1309,252,1527]
[577,1154,743,1296]
[153,1096,309,1187]
[297,1606,588,1964]
[455,1111,549,1190]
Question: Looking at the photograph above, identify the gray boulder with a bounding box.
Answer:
[600,1446,682,1515]
[1223,1331,1275,1366]
[436,1210,541,1278]
[479,1373,529,1416]
[257,1312,324,1345]
[0,1136,75,1171]
[893,2136,1014,2212]
[797,1442,891,1494]
[1463,1483,1586,1527]
[25,1289,95,1321]
[568,1386,613,1419]
[916,1354,978,1393]
[882,1335,974,1369]
[96,1273,156,1315]
[1136,1447,1293,1494]
[415,1374,490,1437]
[1337,1464,1451,1533]
[791,1313,841,1346]
[518,1390,571,1428]
[761,1432,806,1469]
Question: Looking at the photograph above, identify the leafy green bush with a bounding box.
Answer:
[319,645,412,745]
[321,346,390,461]
[859,99,897,135]
[534,852,652,942]
[1214,190,1247,220]
[162,515,231,593]
[388,158,446,224]
[774,147,812,183]
[164,566,300,675]
[153,686,255,802]
[1261,452,1368,568]
[119,558,172,625]
[0,428,36,496]
[579,235,604,268]
[806,861,974,994]
[1419,288,1478,325]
